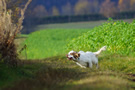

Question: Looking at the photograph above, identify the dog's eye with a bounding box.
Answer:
[73,54,77,58]
[70,53,73,55]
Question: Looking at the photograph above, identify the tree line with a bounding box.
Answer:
[6,0,135,19]
[5,0,135,33]
[24,11,135,25]
[27,0,135,18]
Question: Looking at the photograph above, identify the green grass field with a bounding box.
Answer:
[22,29,90,59]
[1,19,135,90]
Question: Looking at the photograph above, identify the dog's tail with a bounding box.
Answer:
[93,46,106,56]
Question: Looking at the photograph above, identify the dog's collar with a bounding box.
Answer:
[77,57,80,60]
[73,57,80,62]
[76,53,80,61]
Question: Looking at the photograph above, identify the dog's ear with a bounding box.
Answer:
[76,53,80,57]
[70,52,80,58]
[78,53,80,57]
[74,53,80,58]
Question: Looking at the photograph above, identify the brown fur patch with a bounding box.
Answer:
[70,52,80,59]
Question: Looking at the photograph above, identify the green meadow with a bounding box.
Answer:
[22,19,134,59]
[1,19,135,89]
[23,29,90,59]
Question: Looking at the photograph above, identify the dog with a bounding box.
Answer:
[66,46,106,69]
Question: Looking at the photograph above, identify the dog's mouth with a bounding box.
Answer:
[66,54,73,60]
[68,57,73,60]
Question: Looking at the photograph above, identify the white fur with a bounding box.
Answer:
[67,46,106,69]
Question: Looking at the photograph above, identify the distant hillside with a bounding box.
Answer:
[26,0,119,17]
[29,0,118,11]
[29,0,78,10]
[25,0,135,18]
[22,0,135,33]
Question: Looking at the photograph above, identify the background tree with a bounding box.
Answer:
[100,0,118,18]
[118,0,130,12]
[130,0,135,11]
[92,1,100,13]
[33,5,48,18]
[62,2,73,16]
[52,6,59,16]
[6,0,28,23]
[74,0,91,15]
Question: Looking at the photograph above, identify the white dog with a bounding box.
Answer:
[66,46,106,69]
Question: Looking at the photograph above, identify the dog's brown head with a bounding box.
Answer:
[66,50,80,61]
[70,52,80,59]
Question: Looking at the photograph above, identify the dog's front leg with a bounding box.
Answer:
[88,62,93,68]
[76,62,86,68]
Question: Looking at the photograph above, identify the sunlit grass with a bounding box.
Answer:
[22,29,90,59]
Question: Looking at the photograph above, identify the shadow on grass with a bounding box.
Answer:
[2,55,135,90]
[4,66,86,90]
[3,56,87,90]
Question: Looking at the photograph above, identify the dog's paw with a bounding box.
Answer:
[81,66,86,68]
[100,46,107,51]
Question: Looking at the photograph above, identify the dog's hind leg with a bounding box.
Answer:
[96,63,99,69]
[89,62,93,68]
[86,62,89,67]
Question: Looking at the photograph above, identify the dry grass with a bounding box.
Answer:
[0,0,31,66]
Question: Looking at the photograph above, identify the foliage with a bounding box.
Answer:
[0,0,32,66]
[67,20,135,55]
[22,29,89,59]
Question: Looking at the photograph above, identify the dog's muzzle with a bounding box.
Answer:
[66,54,72,60]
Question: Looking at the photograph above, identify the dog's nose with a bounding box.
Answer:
[66,54,68,58]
